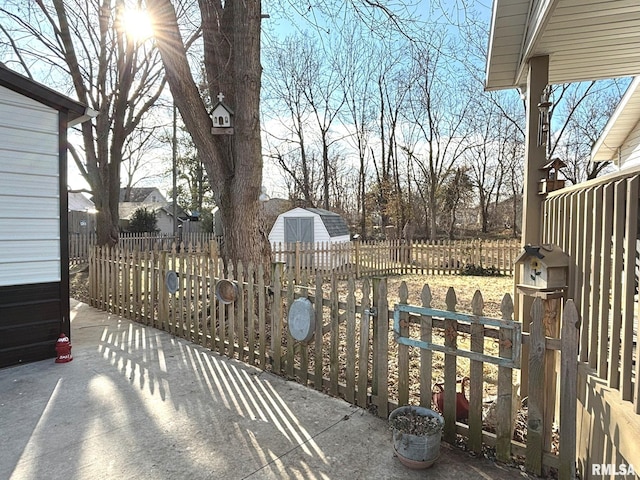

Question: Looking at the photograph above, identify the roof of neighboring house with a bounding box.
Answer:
[68,192,95,212]
[304,208,350,237]
[485,1,640,90]
[591,77,640,163]
[0,64,94,125]
[119,187,166,203]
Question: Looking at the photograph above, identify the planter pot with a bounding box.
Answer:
[389,406,444,470]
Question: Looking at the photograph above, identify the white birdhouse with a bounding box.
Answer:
[515,244,570,297]
[210,92,234,135]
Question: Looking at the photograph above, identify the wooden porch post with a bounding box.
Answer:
[517,55,549,398]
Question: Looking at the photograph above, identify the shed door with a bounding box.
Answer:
[284,217,314,268]
[284,217,314,243]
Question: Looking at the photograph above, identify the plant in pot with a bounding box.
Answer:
[388,405,444,470]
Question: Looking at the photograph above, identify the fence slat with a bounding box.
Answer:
[559,300,579,480]
[496,293,514,463]
[329,274,339,397]
[468,290,484,454]
[397,282,410,407]
[443,287,458,444]
[357,279,371,408]
[345,275,356,405]
[314,272,324,391]
[375,279,389,418]
[526,297,545,476]
[419,285,433,408]
[258,264,266,369]
[271,264,282,373]
[285,267,295,378]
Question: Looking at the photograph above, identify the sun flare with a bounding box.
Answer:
[120,7,154,42]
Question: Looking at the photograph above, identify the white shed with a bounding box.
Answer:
[269,207,351,268]
[0,65,94,367]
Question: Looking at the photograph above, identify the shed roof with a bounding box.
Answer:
[304,208,350,237]
[485,0,640,90]
[68,192,95,212]
[0,64,94,124]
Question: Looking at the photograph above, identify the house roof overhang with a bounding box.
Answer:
[0,64,97,125]
[591,77,640,163]
[485,0,640,91]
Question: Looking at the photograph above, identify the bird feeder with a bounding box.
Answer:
[515,244,569,298]
[539,158,566,194]
[210,92,234,135]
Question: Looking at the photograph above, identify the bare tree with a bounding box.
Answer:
[145,0,269,266]
[263,34,323,207]
[550,79,628,183]
[0,0,167,245]
[403,33,473,239]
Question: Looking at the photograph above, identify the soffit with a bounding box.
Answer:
[591,77,640,162]
[486,0,640,90]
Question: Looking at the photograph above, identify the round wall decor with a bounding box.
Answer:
[288,297,316,343]
[165,270,178,294]
[215,279,238,304]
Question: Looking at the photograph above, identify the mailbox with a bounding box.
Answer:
[515,244,569,296]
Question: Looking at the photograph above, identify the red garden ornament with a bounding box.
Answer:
[55,333,73,363]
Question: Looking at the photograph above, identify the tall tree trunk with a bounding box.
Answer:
[148,0,269,268]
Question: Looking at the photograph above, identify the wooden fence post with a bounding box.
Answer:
[526,297,545,476]
[330,273,339,396]
[496,293,515,463]
[374,278,389,418]
[345,275,356,405]
[397,282,410,406]
[258,264,266,369]
[443,287,458,444]
[419,285,433,408]
[371,276,381,397]
[468,290,484,454]
[355,239,361,279]
[285,266,296,378]
[314,271,324,392]
[271,262,283,373]
[158,251,168,331]
[357,278,371,408]
[559,299,580,480]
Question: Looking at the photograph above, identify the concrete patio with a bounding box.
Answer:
[0,300,532,480]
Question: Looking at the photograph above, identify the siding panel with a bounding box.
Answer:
[0,82,61,287]
[620,120,640,169]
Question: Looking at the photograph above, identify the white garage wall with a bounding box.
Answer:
[0,85,60,287]
[620,119,640,169]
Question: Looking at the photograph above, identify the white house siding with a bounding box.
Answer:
[619,119,640,170]
[0,85,60,287]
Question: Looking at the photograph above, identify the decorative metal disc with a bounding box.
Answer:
[215,279,238,304]
[288,297,315,343]
[165,270,178,294]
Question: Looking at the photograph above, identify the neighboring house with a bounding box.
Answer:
[68,191,96,235]
[119,186,166,204]
[486,2,640,478]
[0,64,95,367]
[118,187,186,235]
